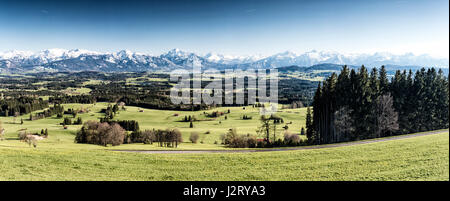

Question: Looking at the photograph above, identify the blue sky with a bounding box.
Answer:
[0,0,448,58]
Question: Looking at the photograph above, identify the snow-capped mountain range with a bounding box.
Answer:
[203,52,266,65]
[0,48,448,73]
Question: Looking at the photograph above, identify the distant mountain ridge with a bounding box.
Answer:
[276,63,449,76]
[0,48,448,73]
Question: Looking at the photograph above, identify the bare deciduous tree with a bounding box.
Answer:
[189,132,200,143]
[107,123,126,146]
[172,128,183,147]
[375,93,399,137]
[142,130,155,144]
[75,120,126,146]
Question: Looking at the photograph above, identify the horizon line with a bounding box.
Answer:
[1,48,449,60]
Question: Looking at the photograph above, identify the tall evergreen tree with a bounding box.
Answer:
[379,65,389,94]
[411,68,426,132]
[305,107,314,143]
[370,68,380,97]
[353,65,373,139]
[336,65,351,108]
[312,83,322,144]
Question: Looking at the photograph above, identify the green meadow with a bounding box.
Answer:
[0,130,447,181]
[0,102,307,150]
[0,102,448,181]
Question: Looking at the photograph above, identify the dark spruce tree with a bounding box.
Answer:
[309,66,449,145]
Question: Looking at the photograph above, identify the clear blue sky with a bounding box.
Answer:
[0,0,448,58]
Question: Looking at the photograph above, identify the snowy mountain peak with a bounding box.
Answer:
[164,48,190,58]
[203,52,265,64]
[272,51,298,59]
[204,52,222,61]
[0,48,448,73]
[0,50,34,60]
[115,50,134,58]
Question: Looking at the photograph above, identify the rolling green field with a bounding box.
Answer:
[0,102,307,150]
[0,103,448,181]
[0,130,448,180]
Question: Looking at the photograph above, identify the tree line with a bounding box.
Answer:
[0,97,48,117]
[307,66,449,145]
[129,129,183,147]
[49,95,96,104]
[29,103,64,121]
[100,119,140,132]
[75,120,182,147]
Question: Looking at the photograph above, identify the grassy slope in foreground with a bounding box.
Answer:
[0,131,448,181]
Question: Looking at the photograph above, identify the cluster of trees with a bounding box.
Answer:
[29,104,65,121]
[76,119,182,147]
[259,133,306,147]
[308,66,449,145]
[62,117,83,125]
[99,104,140,131]
[75,120,126,146]
[182,115,195,122]
[64,108,79,118]
[129,130,156,144]
[100,119,139,132]
[129,129,183,147]
[101,104,120,120]
[221,127,306,148]
[256,115,285,142]
[0,97,48,117]
[221,128,258,148]
[153,129,183,147]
